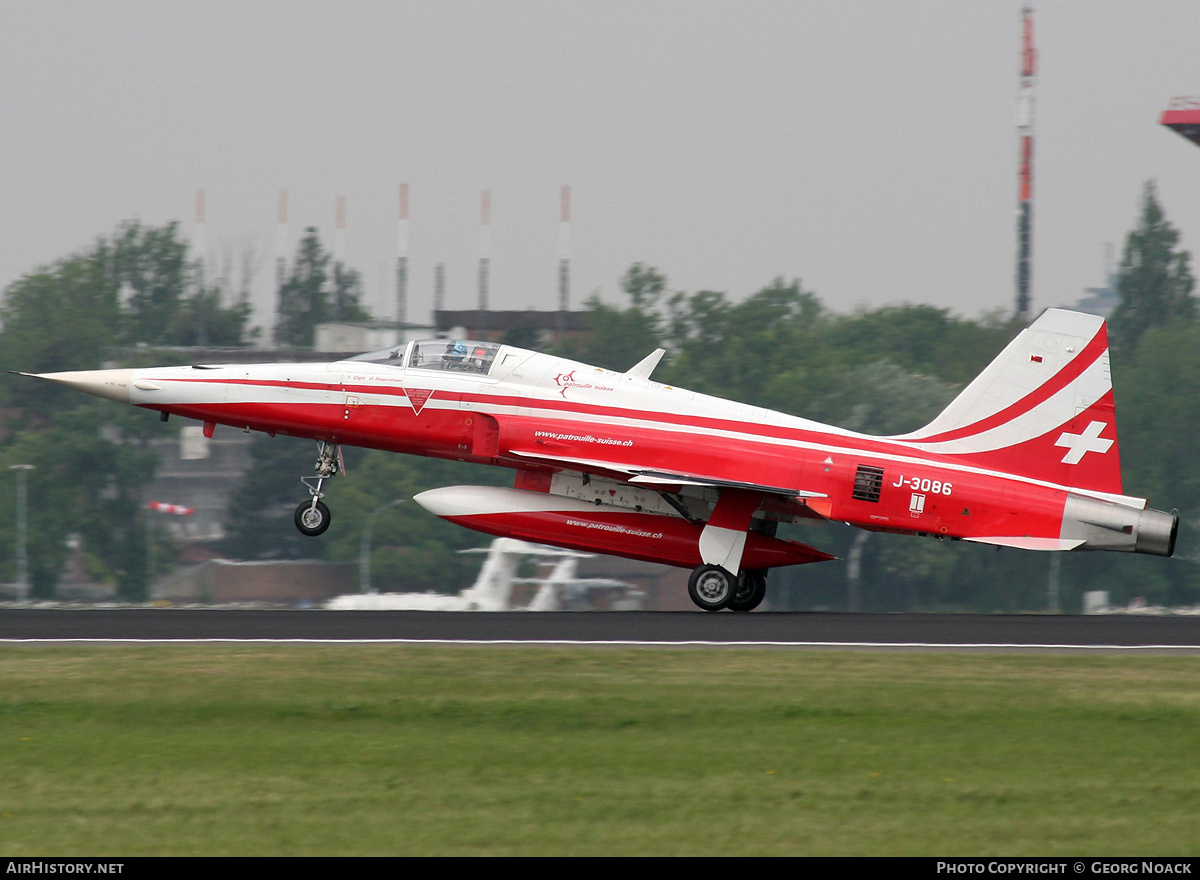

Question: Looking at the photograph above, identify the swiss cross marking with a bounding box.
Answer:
[1054,420,1113,465]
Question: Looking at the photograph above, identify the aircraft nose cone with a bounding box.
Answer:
[26,369,134,403]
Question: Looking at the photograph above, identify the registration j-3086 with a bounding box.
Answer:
[892,474,954,495]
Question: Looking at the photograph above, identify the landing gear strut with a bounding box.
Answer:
[294,441,341,537]
[687,565,768,612]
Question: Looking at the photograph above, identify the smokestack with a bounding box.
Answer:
[334,195,347,266]
[194,189,208,345]
[194,189,207,266]
[434,262,445,329]
[558,185,570,339]
[1015,5,1037,323]
[478,190,490,337]
[397,183,409,329]
[276,189,289,293]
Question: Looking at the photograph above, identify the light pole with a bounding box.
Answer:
[10,465,34,602]
[359,499,404,594]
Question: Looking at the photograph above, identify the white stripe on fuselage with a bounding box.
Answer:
[130,365,1144,509]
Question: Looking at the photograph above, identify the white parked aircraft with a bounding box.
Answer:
[523,553,639,611]
[325,537,632,611]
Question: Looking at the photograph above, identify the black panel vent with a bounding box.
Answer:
[852,465,884,503]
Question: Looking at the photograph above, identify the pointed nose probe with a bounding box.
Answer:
[20,369,134,403]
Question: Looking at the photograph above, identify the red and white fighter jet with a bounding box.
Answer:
[24,308,1177,611]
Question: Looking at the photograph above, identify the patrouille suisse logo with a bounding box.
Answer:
[553,371,578,398]
[552,370,614,399]
[405,388,434,414]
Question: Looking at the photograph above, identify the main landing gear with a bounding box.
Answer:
[687,565,767,613]
[294,441,341,537]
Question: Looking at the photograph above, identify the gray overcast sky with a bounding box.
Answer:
[3,1,1200,339]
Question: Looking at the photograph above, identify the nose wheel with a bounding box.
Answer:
[294,441,341,537]
[295,499,332,536]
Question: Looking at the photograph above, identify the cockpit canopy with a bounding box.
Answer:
[347,339,502,375]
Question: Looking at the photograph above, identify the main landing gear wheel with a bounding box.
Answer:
[295,500,332,536]
[688,564,737,612]
[728,570,767,613]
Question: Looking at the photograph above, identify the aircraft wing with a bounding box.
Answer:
[507,448,827,499]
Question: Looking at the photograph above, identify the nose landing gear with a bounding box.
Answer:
[294,441,341,537]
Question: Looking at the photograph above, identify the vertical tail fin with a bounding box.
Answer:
[893,309,1124,495]
[459,537,529,609]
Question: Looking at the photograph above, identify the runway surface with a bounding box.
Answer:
[1,608,1198,651]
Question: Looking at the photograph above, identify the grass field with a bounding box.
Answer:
[0,644,1197,856]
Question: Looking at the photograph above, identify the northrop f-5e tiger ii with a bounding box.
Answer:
[23,308,1178,611]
